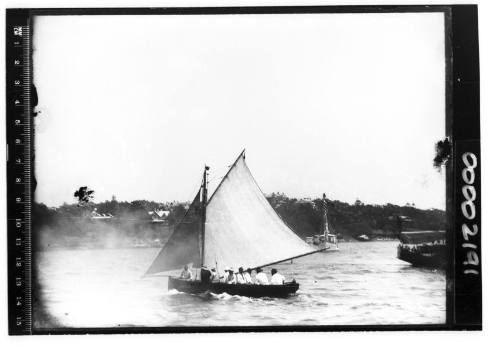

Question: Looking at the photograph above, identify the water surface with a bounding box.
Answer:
[35,241,446,328]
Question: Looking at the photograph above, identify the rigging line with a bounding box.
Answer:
[169,188,201,231]
[207,174,227,183]
[164,169,205,229]
[191,171,206,200]
[249,247,330,271]
[205,166,228,178]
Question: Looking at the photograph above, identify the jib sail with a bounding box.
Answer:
[145,191,202,275]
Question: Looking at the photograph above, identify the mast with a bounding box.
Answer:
[200,165,209,266]
[323,193,328,238]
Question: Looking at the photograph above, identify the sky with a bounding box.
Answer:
[33,12,446,209]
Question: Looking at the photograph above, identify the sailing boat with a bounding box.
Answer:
[145,150,325,298]
[310,194,339,251]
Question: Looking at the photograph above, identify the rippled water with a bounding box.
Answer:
[35,241,446,328]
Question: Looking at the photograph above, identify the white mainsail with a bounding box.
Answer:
[203,152,314,270]
[146,151,315,275]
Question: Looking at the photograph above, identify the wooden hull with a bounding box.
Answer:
[168,277,299,298]
[397,244,447,269]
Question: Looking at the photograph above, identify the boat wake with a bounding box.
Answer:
[207,292,255,302]
[166,289,183,296]
[167,289,256,302]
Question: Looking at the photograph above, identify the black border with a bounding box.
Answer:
[6,5,481,334]
[449,5,481,328]
[6,8,34,336]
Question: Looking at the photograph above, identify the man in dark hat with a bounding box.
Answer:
[236,267,247,284]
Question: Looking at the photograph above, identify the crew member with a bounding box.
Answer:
[200,265,212,284]
[226,268,236,284]
[270,268,285,285]
[210,268,218,282]
[244,268,253,284]
[180,264,192,280]
[255,267,269,285]
[221,267,230,282]
[236,267,247,284]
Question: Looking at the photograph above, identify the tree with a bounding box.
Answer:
[73,186,94,205]
[433,137,451,171]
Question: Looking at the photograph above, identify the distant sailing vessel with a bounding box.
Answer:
[145,150,324,298]
[307,194,339,251]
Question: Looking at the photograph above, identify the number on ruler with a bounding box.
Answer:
[13,26,23,37]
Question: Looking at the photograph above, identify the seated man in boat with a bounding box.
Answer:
[221,267,230,282]
[210,268,219,282]
[255,267,269,285]
[236,267,247,284]
[226,268,236,284]
[244,268,253,284]
[200,265,212,284]
[270,268,285,285]
[180,264,192,280]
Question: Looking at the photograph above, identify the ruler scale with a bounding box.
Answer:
[6,9,33,335]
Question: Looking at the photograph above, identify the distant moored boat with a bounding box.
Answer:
[309,194,339,251]
[356,234,371,242]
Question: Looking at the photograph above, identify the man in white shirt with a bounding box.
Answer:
[244,268,253,284]
[226,268,236,284]
[270,268,285,285]
[255,267,269,285]
[210,268,218,282]
[180,264,192,280]
[236,267,247,284]
[221,267,229,282]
